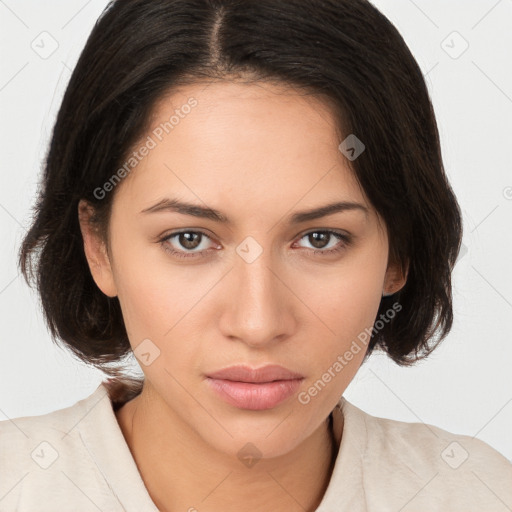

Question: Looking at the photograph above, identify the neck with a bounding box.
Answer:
[115,389,341,512]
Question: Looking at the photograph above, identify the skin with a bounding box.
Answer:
[79,80,406,512]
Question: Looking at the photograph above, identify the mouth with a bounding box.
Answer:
[205,364,304,411]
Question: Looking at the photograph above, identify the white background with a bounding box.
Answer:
[0,0,511,463]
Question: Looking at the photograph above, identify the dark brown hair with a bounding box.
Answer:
[19,0,463,408]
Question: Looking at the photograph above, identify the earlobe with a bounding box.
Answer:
[78,200,118,298]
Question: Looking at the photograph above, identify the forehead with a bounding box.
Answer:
[113,80,369,219]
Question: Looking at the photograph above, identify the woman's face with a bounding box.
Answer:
[81,80,403,459]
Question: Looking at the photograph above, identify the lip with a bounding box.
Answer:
[207,364,304,383]
[205,365,304,411]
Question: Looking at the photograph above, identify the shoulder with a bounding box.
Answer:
[0,386,97,453]
[340,399,512,511]
[0,384,123,511]
[0,383,110,456]
[360,403,512,473]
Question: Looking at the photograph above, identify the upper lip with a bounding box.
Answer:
[206,364,304,383]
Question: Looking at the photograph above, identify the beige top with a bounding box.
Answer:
[1,382,511,511]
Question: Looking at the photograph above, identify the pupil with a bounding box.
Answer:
[310,232,328,249]
[180,232,200,249]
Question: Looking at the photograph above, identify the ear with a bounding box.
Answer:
[78,199,118,298]
[383,258,408,296]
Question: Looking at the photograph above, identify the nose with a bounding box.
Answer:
[218,243,296,348]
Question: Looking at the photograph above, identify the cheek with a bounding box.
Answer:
[111,238,220,378]
[113,264,204,393]
[296,279,382,415]
[313,250,387,337]
[299,243,387,389]
[110,238,194,343]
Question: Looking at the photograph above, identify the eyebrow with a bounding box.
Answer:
[140,197,368,224]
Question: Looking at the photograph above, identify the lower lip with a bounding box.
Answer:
[206,377,303,410]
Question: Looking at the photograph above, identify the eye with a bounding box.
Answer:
[158,228,351,260]
[159,230,219,259]
[293,229,351,256]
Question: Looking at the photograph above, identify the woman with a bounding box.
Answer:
[1,0,511,511]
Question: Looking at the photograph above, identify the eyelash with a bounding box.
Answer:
[158,229,352,259]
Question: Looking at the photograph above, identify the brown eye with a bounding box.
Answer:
[177,232,202,250]
[159,230,218,259]
[295,230,351,256]
[308,231,331,249]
